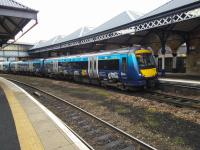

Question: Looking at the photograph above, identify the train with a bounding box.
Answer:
[0,47,158,89]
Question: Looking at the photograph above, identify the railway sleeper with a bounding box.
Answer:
[54,106,66,109]
[77,120,87,125]
[104,140,122,150]
[82,125,92,131]
[71,116,81,120]
[95,134,112,142]
[62,111,75,116]
[68,113,78,117]
[86,129,101,136]
[121,145,135,150]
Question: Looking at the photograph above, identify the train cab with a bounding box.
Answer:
[135,49,158,87]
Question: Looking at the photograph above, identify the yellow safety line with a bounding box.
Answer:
[0,81,44,150]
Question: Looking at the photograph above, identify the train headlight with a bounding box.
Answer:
[138,73,144,80]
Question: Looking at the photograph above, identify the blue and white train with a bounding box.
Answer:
[0,47,158,89]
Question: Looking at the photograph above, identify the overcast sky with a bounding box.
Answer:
[16,0,170,44]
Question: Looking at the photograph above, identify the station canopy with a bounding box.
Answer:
[0,0,38,46]
[29,0,200,53]
[32,26,93,49]
[30,10,140,52]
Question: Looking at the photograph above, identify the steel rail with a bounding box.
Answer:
[159,82,200,90]
[146,90,200,110]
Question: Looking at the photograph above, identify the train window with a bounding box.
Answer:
[136,54,156,69]
[77,62,81,69]
[122,57,127,73]
[71,62,76,69]
[81,61,88,69]
[33,63,40,69]
[63,61,88,70]
[58,62,63,67]
[98,59,119,70]
[68,62,73,69]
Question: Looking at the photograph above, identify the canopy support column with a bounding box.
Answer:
[172,53,177,73]
[157,30,169,76]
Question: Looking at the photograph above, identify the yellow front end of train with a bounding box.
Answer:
[135,49,158,87]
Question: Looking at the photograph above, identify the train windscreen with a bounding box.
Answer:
[136,53,156,69]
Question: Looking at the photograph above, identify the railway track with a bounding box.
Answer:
[159,82,200,91]
[8,78,157,150]
[144,90,200,110]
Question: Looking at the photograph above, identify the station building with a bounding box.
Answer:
[1,0,200,76]
[0,0,37,61]
[0,42,33,61]
[27,0,200,75]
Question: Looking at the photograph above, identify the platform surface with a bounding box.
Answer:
[159,73,200,80]
[158,73,200,87]
[159,78,200,86]
[0,77,89,150]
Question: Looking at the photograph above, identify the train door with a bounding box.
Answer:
[41,59,45,74]
[0,63,3,71]
[121,57,127,81]
[88,57,92,77]
[93,57,98,78]
[53,60,58,73]
[15,63,18,72]
[88,56,98,78]
[29,62,33,72]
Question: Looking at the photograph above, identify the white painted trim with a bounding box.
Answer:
[159,78,200,85]
[4,78,90,150]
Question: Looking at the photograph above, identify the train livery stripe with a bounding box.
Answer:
[0,78,44,150]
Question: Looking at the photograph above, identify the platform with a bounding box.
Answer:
[0,77,90,150]
[159,73,200,87]
[159,73,200,81]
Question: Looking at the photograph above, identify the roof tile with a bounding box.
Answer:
[0,0,35,11]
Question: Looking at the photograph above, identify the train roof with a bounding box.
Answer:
[45,49,130,61]
[45,47,148,61]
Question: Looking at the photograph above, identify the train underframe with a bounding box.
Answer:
[2,70,158,90]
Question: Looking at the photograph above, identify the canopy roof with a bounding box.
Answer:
[31,10,140,50]
[29,0,200,54]
[0,0,38,46]
[139,0,199,20]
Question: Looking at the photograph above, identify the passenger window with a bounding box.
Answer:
[98,59,119,70]
[122,57,127,73]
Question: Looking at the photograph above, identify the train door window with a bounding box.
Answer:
[122,57,127,73]
[90,60,92,70]
[94,60,96,70]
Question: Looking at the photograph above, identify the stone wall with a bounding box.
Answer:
[186,50,200,75]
